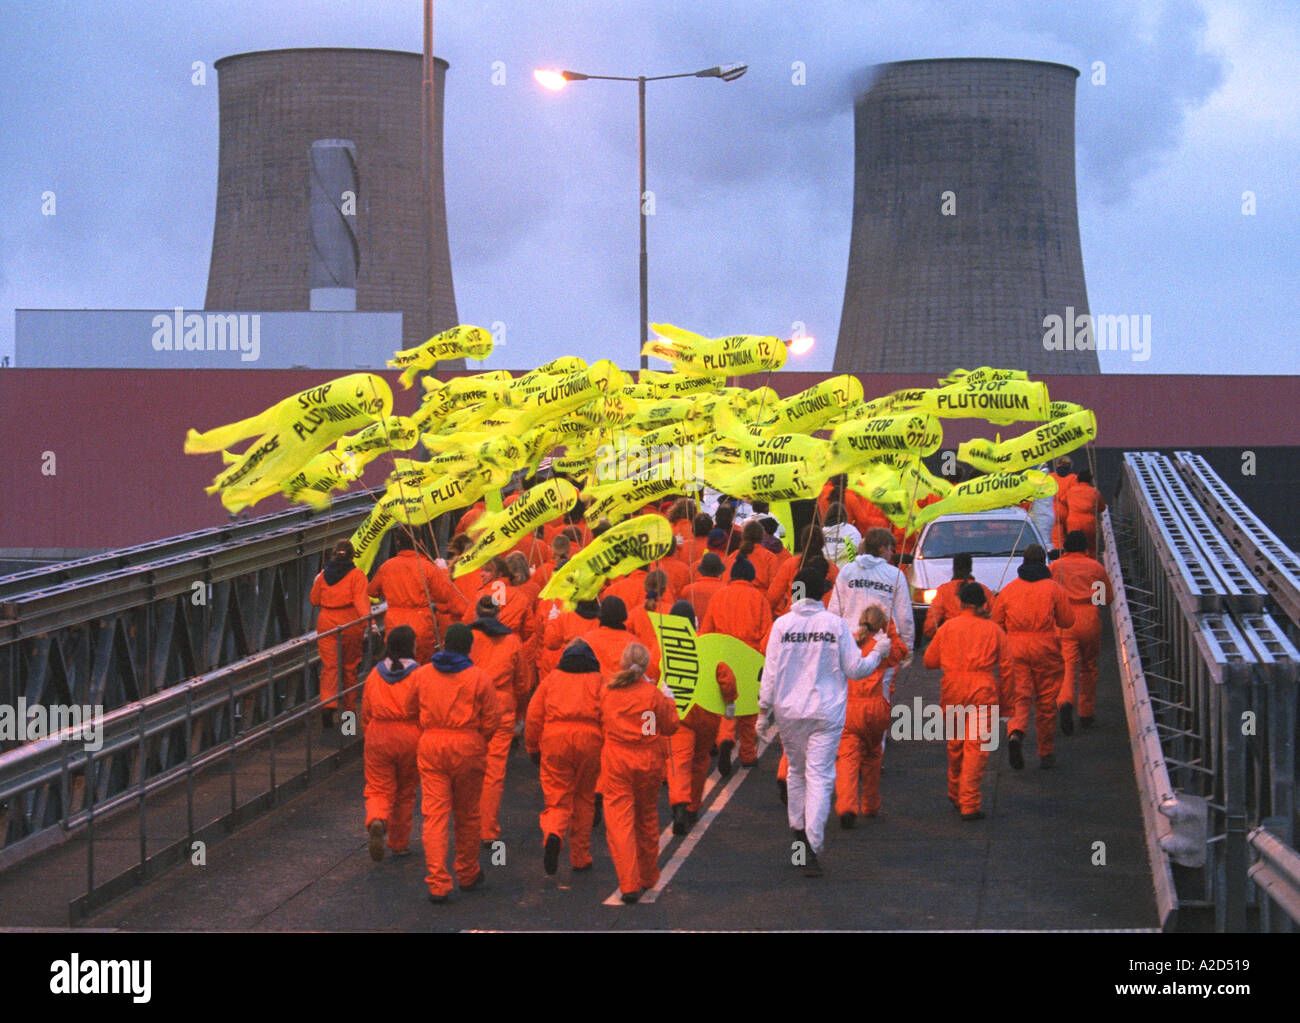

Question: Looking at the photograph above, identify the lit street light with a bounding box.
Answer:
[534,63,748,370]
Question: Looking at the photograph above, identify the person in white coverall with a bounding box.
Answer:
[761,568,891,877]
[827,527,913,697]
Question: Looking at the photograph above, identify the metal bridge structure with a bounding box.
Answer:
[0,453,1296,931]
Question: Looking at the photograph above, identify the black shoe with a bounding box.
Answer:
[777,778,788,805]
[949,797,961,811]
[717,740,734,778]
[839,812,856,830]
[427,892,448,904]
[803,848,824,878]
[961,810,986,821]
[621,889,642,904]
[571,862,592,872]
[543,834,561,876]
[671,803,690,836]
[687,809,698,826]
[368,819,387,862]
[1080,716,1095,730]
[1008,732,1025,770]
[1039,754,1057,769]
[1060,704,1074,736]
[592,793,603,829]
[321,709,335,729]
[463,870,486,891]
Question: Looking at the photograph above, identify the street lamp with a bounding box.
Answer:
[534,63,748,370]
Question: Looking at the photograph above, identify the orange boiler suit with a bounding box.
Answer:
[923,609,1014,814]
[701,579,773,767]
[369,549,467,662]
[668,664,738,814]
[1049,472,1076,550]
[310,564,370,713]
[1063,481,1107,558]
[361,658,422,852]
[407,653,500,898]
[524,642,605,869]
[1051,552,1113,719]
[923,578,996,639]
[992,566,1075,758]
[469,620,528,842]
[835,621,907,818]
[599,678,680,896]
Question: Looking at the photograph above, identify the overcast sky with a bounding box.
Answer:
[1,0,1296,374]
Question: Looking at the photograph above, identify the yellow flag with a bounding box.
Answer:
[708,459,827,503]
[937,367,1029,387]
[388,325,495,388]
[335,415,421,457]
[540,514,675,608]
[643,323,787,375]
[280,449,377,510]
[584,476,697,527]
[184,372,391,454]
[957,409,1097,475]
[200,375,393,513]
[829,410,944,468]
[454,478,579,576]
[920,378,1050,423]
[913,470,1058,528]
[761,375,865,436]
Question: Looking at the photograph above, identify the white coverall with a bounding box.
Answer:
[761,599,889,854]
[827,553,914,691]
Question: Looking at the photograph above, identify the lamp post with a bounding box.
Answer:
[535,64,748,370]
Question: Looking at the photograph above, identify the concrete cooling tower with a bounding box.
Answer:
[204,48,458,356]
[834,58,1099,375]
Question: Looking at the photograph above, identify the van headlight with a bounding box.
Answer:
[922,589,938,604]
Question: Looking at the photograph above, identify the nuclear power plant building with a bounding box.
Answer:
[834,58,1099,375]
[204,47,458,354]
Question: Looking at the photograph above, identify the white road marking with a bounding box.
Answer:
[603,726,778,906]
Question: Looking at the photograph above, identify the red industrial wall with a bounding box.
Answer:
[1,369,1296,551]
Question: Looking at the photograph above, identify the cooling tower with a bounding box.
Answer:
[205,48,458,358]
[834,58,1098,375]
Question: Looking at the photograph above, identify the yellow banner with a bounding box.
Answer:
[829,410,944,467]
[761,375,865,436]
[540,514,676,608]
[919,378,1050,423]
[388,325,495,388]
[913,469,1058,527]
[957,409,1097,474]
[454,478,579,576]
[648,613,764,717]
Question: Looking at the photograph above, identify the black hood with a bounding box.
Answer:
[470,617,513,637]
[557,639,601,674]
[322,558,353,586]
[1018,562,1052,583]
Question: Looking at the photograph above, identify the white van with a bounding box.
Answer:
[904,507,1048,639]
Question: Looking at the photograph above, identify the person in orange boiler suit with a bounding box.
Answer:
[702,556,772,775]
[407,624,500,903]
[992,545,1075,770]
[924,583,1014,819]
[361,625,422,861]
[368,531,467,662]
[1050,529,1114,731]
[659,600,737,836]
[310,540,371,727]
[525,638,605,875]
[835,605,907,827]
[468,595,528,844]
[1062,469,1107,558]
[599,642,680,903]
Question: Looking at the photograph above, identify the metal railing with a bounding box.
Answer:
[1175,451,1300,631]
[1115,452,1299,931]
[1101,507,1185,931]
[0,608,385,921]
[0,487,398,729]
